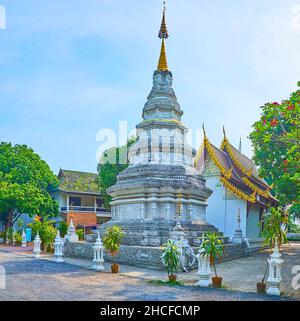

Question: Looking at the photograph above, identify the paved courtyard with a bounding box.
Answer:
[0,243,299,301]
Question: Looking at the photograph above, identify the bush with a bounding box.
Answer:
[14,231,22,245]
[58,221,68,238]
[16,218,25,232]
[76,228,85,241]
[261,207,288,248]
[29,216,57,252]
[6,227,14,242]
[3,228,22,245]
[161,240,180,277]
[103,225,124,257]
[200,232,224,277]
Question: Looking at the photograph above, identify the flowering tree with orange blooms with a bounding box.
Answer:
[250,82,300,218]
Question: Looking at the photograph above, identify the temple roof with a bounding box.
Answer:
[55,169,101,196]
[194,130,278,207]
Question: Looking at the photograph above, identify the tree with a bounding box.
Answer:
[261,207,288,248]
[97,137,136,209]
[250,82,300,218]
[28,215,57,252]
[0,143,59,229]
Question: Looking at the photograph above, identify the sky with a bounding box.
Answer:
[0,0,300,174]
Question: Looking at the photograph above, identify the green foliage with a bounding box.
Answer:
[148,279,184,287]
[29,216,57,252]
[261,207,288,248]
[76,228,85,241]
[16,218,24,231]
[200,232,224,277]
[162,240,180,276]
[0,143,60,228]
[3,228,21,244]
[14,231,22,245]
[249,85,300,218]
[103,225,125,256]
[0,231,6,240]
[6,227,14,242]
[97,137,136,209]
[286,214,299,233]
[58,221,68,238]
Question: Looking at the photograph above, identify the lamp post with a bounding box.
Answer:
[54,230,64,263]
[266,237,284,296]
[33,232,41,258]
[92,232,105,271]
[21,229,27,247]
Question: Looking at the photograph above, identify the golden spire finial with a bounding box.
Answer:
[157,39,168,71]
[157,1,169,71]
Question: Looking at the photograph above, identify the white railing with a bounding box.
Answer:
[96,212,112,217]
[61,206,111,216]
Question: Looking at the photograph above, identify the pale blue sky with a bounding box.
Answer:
[0,0,300,174]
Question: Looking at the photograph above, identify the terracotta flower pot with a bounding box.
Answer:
[168,274,177,282]
[212,276,222,288]
[256,282,266,294]
[111,264,120,273]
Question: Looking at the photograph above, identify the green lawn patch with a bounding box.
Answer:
[148,279,184,287]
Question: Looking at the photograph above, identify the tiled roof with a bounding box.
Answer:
[56,169,100,195]
[195,135,278,206]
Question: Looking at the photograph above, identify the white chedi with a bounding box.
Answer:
[91,232,105,271]
[266,238,284,296]
[54,230,64,263]
[21,229,27,247]
[33,231,41,258]
[65,218,79,242]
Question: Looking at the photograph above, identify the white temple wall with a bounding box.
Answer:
[225,196,247,238]
[246,204,261,238]
[205,176,247,238]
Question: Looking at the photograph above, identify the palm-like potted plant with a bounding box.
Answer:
[200,232,224,288]
[103,225,124,273]
[257,207,288,294]
[29,215,57,252]
[162,240,180,282]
